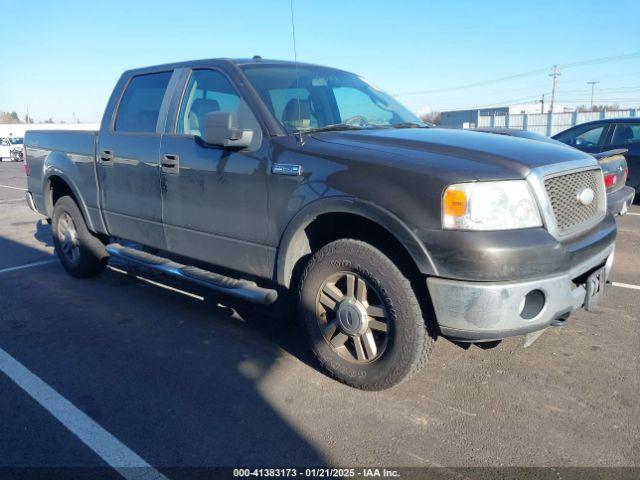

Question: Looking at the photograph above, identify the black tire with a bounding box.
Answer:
[297,239,435,390]
[52,196,107,278]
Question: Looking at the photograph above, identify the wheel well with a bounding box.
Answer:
[46,176,77,217]
[283,212,422,289]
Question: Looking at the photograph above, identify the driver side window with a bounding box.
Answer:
[556,124,605,147]
[178,70,241,136]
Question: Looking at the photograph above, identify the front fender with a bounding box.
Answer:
[275,196,438,288]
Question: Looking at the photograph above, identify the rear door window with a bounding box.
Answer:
[610,123,640,146]
[114,72,172,133]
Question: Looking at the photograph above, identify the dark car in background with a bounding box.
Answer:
[473,127,635,214]
[553,118,640,194]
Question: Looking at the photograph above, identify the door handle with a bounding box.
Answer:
[100,150,113,162]
[161,154,179,173]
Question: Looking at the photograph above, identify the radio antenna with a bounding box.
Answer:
[290,0,304,145]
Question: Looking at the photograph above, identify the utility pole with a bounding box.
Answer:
[549,65,560,113]
[540,94,545,114]
[587,81,600,110]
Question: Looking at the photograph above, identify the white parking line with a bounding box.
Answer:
[612,281,640,291]
[0,259,57,275]
[0,347,169,480]
[626,212,640,216]
[0,184,27,191]
[108,265,204,301]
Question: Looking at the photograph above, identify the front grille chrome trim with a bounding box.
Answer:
[526,158,605,241]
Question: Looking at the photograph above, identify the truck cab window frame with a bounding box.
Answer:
[112,71,173,134]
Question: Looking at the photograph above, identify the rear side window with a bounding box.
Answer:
[114,72,172,133]
[611,123,640,145]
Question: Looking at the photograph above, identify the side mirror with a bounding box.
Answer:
[204,111,253,148]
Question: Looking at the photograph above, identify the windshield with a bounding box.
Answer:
[242,64,425,133]
[9,137,23,145]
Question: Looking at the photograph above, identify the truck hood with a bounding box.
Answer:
[312,127,597,180]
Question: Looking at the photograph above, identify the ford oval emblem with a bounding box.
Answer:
[577,187,595,206]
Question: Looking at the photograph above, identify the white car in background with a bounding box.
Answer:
[0,136,24,161]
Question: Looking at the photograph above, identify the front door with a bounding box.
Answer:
[159,68,273,278]
[97,70,173,249]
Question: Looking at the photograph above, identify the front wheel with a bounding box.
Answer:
[52,196,107,278]
[297,239,435,390]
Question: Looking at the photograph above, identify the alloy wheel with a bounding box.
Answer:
[57,211,80,265]
[315,272,390,363]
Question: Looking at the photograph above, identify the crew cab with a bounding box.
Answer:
[24,58,616,390]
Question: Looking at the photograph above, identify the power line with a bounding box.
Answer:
[394,51,640,97]
[561,52,640,69]
[394,68,549,96]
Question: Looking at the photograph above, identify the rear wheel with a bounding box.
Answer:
[298,239,435,390]
[52,196,107,278]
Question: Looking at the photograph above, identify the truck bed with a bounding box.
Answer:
[24,129,104,233]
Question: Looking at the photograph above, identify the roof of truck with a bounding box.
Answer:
[124,57,350,75]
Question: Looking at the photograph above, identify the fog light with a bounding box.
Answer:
[519,290,545,320]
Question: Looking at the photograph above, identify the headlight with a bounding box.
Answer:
[442,180,542,230]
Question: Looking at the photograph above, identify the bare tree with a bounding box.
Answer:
[0,111,20,124]
[420,111,441,125]
[576,104,620,112]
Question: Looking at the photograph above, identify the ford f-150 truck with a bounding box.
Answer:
[24,58,616,390]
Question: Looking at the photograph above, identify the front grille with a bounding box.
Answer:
[544,168,604,236]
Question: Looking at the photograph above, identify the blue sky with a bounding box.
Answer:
[1,0,639,122]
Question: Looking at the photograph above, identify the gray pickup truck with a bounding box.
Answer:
[24,58,616,390]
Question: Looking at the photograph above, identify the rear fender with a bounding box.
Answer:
[42,154,97,232]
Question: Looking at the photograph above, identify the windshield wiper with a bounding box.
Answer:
[387,122,432,129]
[297,123,367,134]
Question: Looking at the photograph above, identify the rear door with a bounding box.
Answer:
[97,70,174,248]
[158,67,273,278]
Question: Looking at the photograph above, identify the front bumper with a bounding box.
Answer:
[427,243,614,342]
[607,186,635,215]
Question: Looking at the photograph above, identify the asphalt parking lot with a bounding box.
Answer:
[0,161,638,479]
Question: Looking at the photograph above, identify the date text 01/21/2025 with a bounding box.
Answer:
[232,467,401,477]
